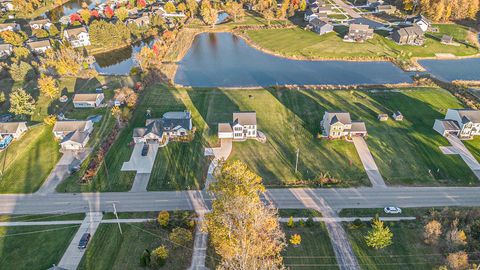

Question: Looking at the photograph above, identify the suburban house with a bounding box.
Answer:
[0,121,27,139]
[391,25,425,46]
[304,10,328,21]
[309,18,334,35]
[0,43,12,58]
[53,120,94,150]
[64,26,91,48]
[26,40,52,54]
[409,14,431,32]
[392,111,404,121]
[376,4,396,14]
[344,24,374,42]
[0,0,14,11]
[434,109,480,139]
[133,111,193,146]
[127,15,150,27]
[321,112,367,139]
[28,19,52,30]
[218,112,257,141]
[0,22,20,32]
[73,93,105,108]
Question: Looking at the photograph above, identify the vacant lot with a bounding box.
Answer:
[245,25,478,63]
[0,225,79,270]
[78,222,193,270]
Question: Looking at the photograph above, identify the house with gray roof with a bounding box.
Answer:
[391,25,424,46]
[218,112,257,140]
[26,40,52,54]
[309,18,333,35]
[133,111,193,146]
[73,93,105,108]
[0,121,27,139]
[53,120,94,150]
[434,109,480,139]
[344,24,374,42]
[0,43,12,58]
[321,112,367,139]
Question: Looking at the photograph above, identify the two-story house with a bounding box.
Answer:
[133,111,193,146]
[321,112,367,139]
[343,24,374,42]
[26,40,52,54]
[53,120,94,150]
[434,109,480,139]
[218,112,257,140]
[64,26,91,48]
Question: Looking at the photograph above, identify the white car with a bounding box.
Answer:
[384,206,402,214]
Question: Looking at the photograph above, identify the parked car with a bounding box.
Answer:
[69,165,80,174]
[78,233,91,249]
[384,206,402,214]
[141,143,149,156]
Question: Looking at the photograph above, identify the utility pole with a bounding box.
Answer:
[295,148,299,174]
[112,203,122,235]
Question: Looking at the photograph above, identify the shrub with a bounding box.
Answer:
[169,227,193,247]
[139,249,150,266]
[446,251,469,270]
[297,219,305,227]
[287,216,295,228]
[289,234,301,246]
[150,245,169,267]
[157,211,170,227]
[305,217,315,227]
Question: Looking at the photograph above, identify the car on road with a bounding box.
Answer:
[78,233,91,249]
[141,143,149,156]
[384,206,402,214]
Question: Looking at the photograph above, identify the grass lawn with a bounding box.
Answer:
[0,213,85,222]
[78,222,193,270]
[245,25,478,62]
[0,225,79,270]
[463,136,480,163]
[0,124,61,193]
[346,221,442,270]
[279,209,323,217]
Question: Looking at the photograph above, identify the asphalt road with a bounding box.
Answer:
[1,187,480,214]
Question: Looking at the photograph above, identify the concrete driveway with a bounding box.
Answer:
[352,137,387,188]
[442,136,480,179]
[121,143,159,174]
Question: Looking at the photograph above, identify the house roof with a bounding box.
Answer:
[453,109,480,124]
[436,119,460,131]
[73,93,103,102]
[0,43,11,50]
[65,26,88,38]
[29,19,51,26]
[61,129,89,144]
[377,4,395,10]
[309,18,330,27]
[350,121,367,133]
[326,112,352,125]
[393,111,403,116]
[218,123,233,133]
[441,35,453,43]
[233,112,257,126]
[0,23,16,28]
[53,120,90,133]
[135,111,192,138]
[395,25,424,37]
[0,122,26,133]
[27,39,51,49]
[349,23,371,32]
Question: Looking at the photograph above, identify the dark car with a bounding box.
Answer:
[78,233,91,249]
[141,143,149,156]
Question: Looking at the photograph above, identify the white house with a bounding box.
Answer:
[64,26,91,48]
[0,43,13,58]
[434,109,480,139]
[0,0,14,11]
[0,22,20,32]
[73,93,105,108]
[0,121,27,139]
[321,112,367,139]
[126,15,150,27]
[26,40,52,54]
[29,18,52,31]
[53,120,94,150]
[133,111,193,146]
[218,112,257,140]
[409,14,430,32]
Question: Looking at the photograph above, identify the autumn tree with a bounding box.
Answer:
[287,216,295,228]
[9,88,35,118]
[289,234,301,246]
[205,160,286,270]
[12,47,30,62]
[169,227,193,247]
[79,9,91,24]
[150,245,169,267]
[0,30,27,46]
[49,25,60,36]
[12,0,42,13]
[365,219,393,250]
[424,220,442,245]
[111,105,121,124]
[43,115,57,126]
[89,20,131,49]
[0,92,5,104]
[177,3,187,14]
[200,0,218,27]
[116,7,129,22]
[224,1,244,22]
[114,87,138,108]
[164,2,176,13]
[38,75,60,99]
[446,251,469,270]
[43,45,85,76]
[447,218,467,247]
[32,28,49,38]
[104,6,115,19]
[157,211,170,227]
[9,61,33,82]
[186,0,199,18]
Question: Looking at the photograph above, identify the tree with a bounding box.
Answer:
[424,220,442,245]
[13,0,42,14]
[43,115,57,126]
[200,0,218,27]
[79,9,91,24]
[43,45,85,76]
[89,20,131,49]
[104,6,115,19]
[38,75,59,99]
[116,7,129,22]
[0,30,27,46]
[287,216,295,228]
[48,25,60,37]
[224,1,244,22]
[150,245,169,267]
[114,87,138,108]
[157,211,170,227]
[111,106,121,124]
[169,227,193,247]
[164,2,176,13]
[32,28,49,38]
[140,249,150,267]
[137,0,147,8]
[9,88,35,118]
[186,0,198,18]
[365,219,393,250]
[0,92,5,104]
[70,13,83,24]
[448,218,467,247]
[403,0,414,11]
[446,251,469,270]
[205,160,286,270]
[289,234,301,246]
[299,0,306,11]
[12,47,30,62]
[9,61,33,82]
[177,2,186,13]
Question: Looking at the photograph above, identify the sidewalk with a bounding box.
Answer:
[278,216,416,222]
[58,212,103,270]
[187,191,210,270]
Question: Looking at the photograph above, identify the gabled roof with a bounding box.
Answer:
[453,109,480,124]
[395,25,424,37]
[0,43,12,50]
[349,23,371,32]
[0,23,17,28]
[325,112,352,125]
[61,129,89,144]
[65,26,88,38]
[309,18,331,27]
[26,39,51,49]
[73,93,103,102]
[29,18,51,26]
[0,122,26,133]
[218,123,233,133]
[436,119,460,131]
[233,112,257,126]
[350,121,367,132]
[53,120,90,133]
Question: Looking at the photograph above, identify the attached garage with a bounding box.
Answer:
[433,119,460,137]
[218,123,233,139]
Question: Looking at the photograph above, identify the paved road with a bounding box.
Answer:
[330,0,361,18]
[58,212,103,270]
[352,137,386,188]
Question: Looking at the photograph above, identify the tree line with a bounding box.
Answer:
[403,0,479,22]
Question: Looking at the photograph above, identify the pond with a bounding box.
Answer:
[418,58,480,82]
[174,32,414,87]
[93,39,154,75]
[43,0,106,21]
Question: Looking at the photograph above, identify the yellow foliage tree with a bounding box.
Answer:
[157,211,170,227]
[38,75,59,99]
[289,234,301,246]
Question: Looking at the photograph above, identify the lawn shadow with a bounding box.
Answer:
[73,77,102,94]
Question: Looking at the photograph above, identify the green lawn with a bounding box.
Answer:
[78,222,193,270]
[463,136,480,163]
[0,213,85,222]
[245,25,478,63]
[279,209,323,217]
[0,124,61,193]
[346,221,442,270]
[0,225,79,270]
